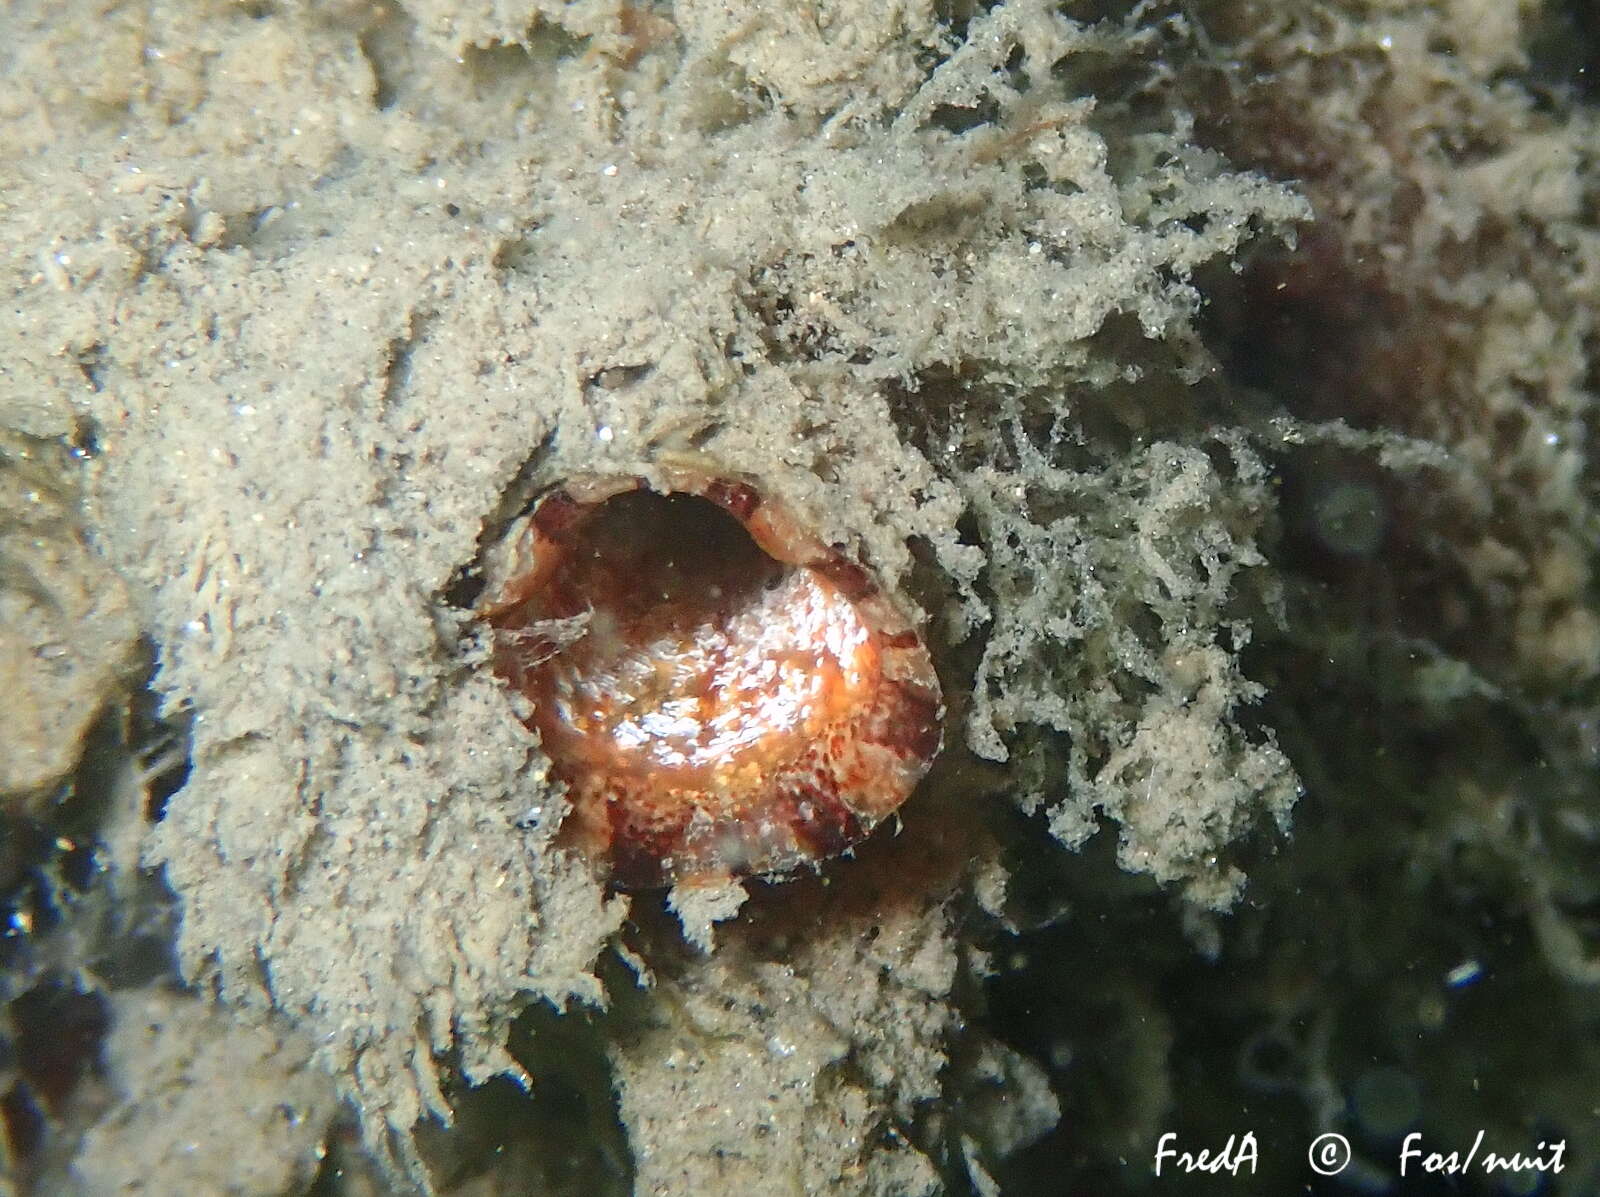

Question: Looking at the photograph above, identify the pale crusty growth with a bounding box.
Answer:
[0,430,140,804]
[962,426,1300,909]
[70,988,338,1195]
[0,0,1306,1182]
[614,844,1058,1197]
[613,905,957,1196]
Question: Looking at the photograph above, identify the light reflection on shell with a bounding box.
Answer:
[477,467,944,889]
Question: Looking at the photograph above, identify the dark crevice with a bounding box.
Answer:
[1528,0,1600,102]
[9,983,110,1114]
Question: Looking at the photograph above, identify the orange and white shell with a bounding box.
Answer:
[476,467,943,889]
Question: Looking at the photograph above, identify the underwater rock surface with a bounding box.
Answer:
[3,0,1598,1193]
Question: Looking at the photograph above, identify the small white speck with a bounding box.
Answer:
[602,163,619,177]
[1378,34,1393,49]
[597,425,614,442]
